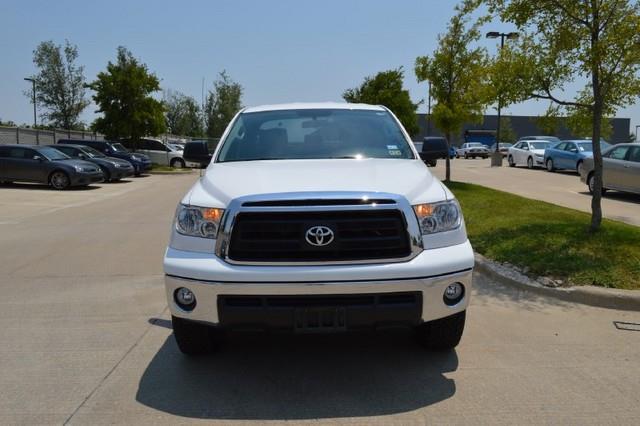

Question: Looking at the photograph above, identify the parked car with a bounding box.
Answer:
[489,143,512,157]
[413,138,456,164]
[57,139,152,176]
[54,144,134,182]
[517,135,561,144]
[507,140,553,168]
[543,140,611,173]
[165,103,474,355]
[580,143,640,195]
[0,144,103,189]
[417,136,455,166]
[120,138,191,168]
[457,142,489,159]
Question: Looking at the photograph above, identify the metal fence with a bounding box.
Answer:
[0,126,105,146]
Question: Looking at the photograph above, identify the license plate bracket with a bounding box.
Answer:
[294,306,346,333]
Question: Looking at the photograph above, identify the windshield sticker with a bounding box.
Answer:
[387,145,398,150]
[388,149,402,156]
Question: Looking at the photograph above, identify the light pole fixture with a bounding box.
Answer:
[486,31,519,167]
[24,77,37,128]
[635,125,640,142]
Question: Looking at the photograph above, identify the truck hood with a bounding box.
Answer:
[186,159,449,207]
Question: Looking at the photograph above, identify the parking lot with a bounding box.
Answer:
[432,158,640,227]
[0,172,638,424]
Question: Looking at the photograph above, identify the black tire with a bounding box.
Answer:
[464,153,468,159]
[576,161,583,175]
[527,157,534,169]
[508,155,515,167]
[415,310,466,351]
[0,180,13,185]
[100,166,111,182]
[170,158,186,168]
[546,158,555,172]
[472,156,476,159]
[49,170,70,190]
[171,315,219,355]
[587,173,608,196]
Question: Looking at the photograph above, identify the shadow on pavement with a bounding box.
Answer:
[578,190,640,205]
[136,330,458,420]
[0,182,102,191]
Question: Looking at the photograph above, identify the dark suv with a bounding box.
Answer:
[57,139,151,176]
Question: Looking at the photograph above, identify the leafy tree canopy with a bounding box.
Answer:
[343,68,420,136]
[165,90,204,137]
[28,40,88,130]
[89,47,166,141]
[205,70,243,138]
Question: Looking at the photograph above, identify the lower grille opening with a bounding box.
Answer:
[218,292,423,331]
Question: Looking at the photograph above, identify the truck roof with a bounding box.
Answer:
[242,102,386,113]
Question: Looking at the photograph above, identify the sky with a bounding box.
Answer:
[0,0,638,130]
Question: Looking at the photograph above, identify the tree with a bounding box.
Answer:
[204,71,243,138]
[165,90,203,137]
[415,12,488,181]
[27,40,88,129]
[88,47,166,144]
[343,68,420,136]
[535,105,561,135]
[499,116,516,143]
[483,0,640,231]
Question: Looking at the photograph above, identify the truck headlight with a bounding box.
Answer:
[413,200,461,234]
[175,205,224,239]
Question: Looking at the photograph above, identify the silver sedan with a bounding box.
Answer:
[580,143,640,195]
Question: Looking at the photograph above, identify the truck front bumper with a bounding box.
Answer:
[164,240,474,329]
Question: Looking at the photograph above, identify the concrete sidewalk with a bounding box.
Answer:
[432,159,640,226]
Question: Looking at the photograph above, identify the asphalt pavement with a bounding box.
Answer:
[0,173,639,425]
[432,158,640,226]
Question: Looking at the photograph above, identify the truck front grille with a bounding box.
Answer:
[227,209,411,262]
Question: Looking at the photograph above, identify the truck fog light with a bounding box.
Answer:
[174,287,196,310]
[443,282,464,305]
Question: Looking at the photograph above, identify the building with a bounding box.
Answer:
[415,114,631,146]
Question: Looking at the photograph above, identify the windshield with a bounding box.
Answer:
[576,141,610,152]
[79,146,105,158]
[530,142,551,149]
[469,143,484,147]
[110,143,128,152]
[39,146,70,161]
[217,109,415,162]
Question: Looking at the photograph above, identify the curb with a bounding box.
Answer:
[474,253,640,312]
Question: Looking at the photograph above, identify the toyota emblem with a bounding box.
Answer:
[305,226,335,247]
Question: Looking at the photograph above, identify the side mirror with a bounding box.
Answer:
[33,155,44,162]
[183,141,212,168]
[419,138,449,162]
[78,153,87,159]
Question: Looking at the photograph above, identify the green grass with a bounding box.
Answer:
[447,182,640,290]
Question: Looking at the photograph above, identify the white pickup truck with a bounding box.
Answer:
[164,103,474,355]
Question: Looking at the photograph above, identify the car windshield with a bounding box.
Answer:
[39,146,70,161]
[110,143,128,152]
[579,141,611,151]
[217,108,415,162]
[530,142,551,149]
[79,146,106,158]
[469,143,484,147]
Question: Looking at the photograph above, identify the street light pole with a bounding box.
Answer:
[427,80,432,136]
[486,31,519,167]
[24,77,36,128]
[635,125,639,142]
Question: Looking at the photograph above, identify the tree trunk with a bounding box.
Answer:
[590,103,603,232]
[589,9,603,233]
[445,132,451,182]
